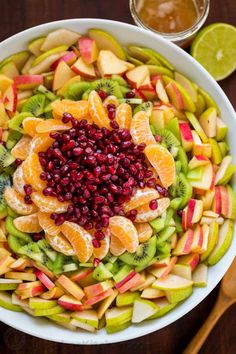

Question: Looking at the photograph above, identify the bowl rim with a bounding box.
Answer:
[0,18,236,345]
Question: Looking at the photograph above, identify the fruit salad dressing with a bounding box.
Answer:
[136,0,199,33]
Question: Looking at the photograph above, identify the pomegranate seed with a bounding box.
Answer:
[33,233,43,241]
[62,112,72,123]
[108,110,116,120]
[24,195,33,204]
[98,90,108,100]
[177,210,183,217]
[126,90,135,98]
[93,258,101,267]
[155,135,162,142]
[149,199,158,210]
[15,158,23,166]
[24,184,32,195]
[92,238,101,248]
[95,230,105,240]
[110,121,119,129]
[73,147,83,156]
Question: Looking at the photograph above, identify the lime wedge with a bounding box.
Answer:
[191,23,236,81]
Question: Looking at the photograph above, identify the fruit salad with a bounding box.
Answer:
[0,27,235,334]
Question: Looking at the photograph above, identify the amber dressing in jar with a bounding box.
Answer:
[136,0,199,34]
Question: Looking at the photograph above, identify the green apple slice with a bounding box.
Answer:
[31,45,68,67]
[185,111,208,143]
[147,65,174,78]
[29,297,57,310]
[218,142,229,158]
[89,29,126,60]
[163,76,195,112]
[198,87,220,114]
[28,37,45,56]
[199,107,217,138]
[0,291,23,312]
[105,306,133,327]
[208,219,234,265]
[216,118,228,141]
[171,264,192,280]
[192,264,208,287]
[166,117,181,142]
[201,222,219,261]
[72,310,98,328]
[0,279,22,290]
[165,285,193,303]
[174,72,198,102]
[152,274,193,290]
[34,305,64,317]
[0,61,19,79]
[116,291,139,307]
[0,51,29,71]
[106,321,131,333]
[132,298,158,323]
[148,298,177,319]
[226,185,236,220]
[215,155,236,185]
[70,318,96,332]
[195,93,206,117]
[209,138,222,164]
[97,289,118,319]
[142,48,174,70]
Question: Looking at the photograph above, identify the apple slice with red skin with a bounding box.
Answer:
[219,186,229,217]
[179,122,194,152]
[71,57,96,78]
[35,269,55,290]
[149,257,178,279]
[191,225,203,252]
[85,288,114,306]
[97,50,128,77]
[3,83,17,112]
[30,261,55,279]
[57,294,83,311]
[212,186,222,214]
[84,280,114,299]
[126,65,150,89]
[172,229,194,256]
[0,255,15,276]
[178,253,200,271]
[189,163,214,191]
[50,51,77,70]
[116,273,141,294]
[200,224,210,253]
[155,77,169,104]
[165,82,184,110]
[78,37,98,64]
[70,268,93,282]
[52,61,76,91]
[14,75,43,90]
[57,275,84,301]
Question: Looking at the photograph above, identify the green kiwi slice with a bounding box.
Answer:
[7,234,26,253]
[22,94,46,116]
[111,75,128,87]
[119,236,157,267]
[0,146,15,172]
[53,253,67,274]
[5,216,32,243]
[8,112,32,133]
[133,101,153,116]
[18,242,45,263]
[91,79,123,99]
[177,146,188,174]
[65,81,92,100]
[0,173,11,214]
[37,239,57,261]
[36,85,58,101]
[6,130,22,149]
[169,173,192,209]
[156,128,180,150]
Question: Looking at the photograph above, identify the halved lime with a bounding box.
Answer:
[191,23,236,81]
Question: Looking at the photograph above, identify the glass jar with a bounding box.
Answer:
[129,0,210,47]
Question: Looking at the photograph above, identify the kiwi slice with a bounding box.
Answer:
[7,206,18,218]
[7,234,26,253]
[156,128,180,150]
[36,85,58,101]
[119,86,130,96]
[8,112,32,133]
[177,147,188,174]
[91,79,123,99]
[156,226,176,245]
[119,236,157,267]
[133,101,153,116]
[82,89,92,100]
[111,75,128,87]
[0,173,11,214]
[18,242,45,263]
[53,253,67,274]
[6,130,22,149]
[5,216,32,243]
[93,262,113,281]
[0,146,15,172]
[169,173,192,209]
[37,239,57,261]
[65,81,92,101]
[22,94,46,116]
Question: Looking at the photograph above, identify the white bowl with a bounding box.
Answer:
[0,18,236,345]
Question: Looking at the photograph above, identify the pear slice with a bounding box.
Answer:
[32,45,68,67]
[215,155,234,185]
[0,290,23,312]
[34,305,64,317]
[186,112,208,143]
[198,87,220,114]
[201,222,219,261]
[132,298,158,323]
[192,264,208,287]
[0,51,29,71]
[152,274,193,290]
[105,306,133,327]
[116,291,139,307]
[0,61,19,79]
[163,76,195,112]
[195,93,206,117]
[29,297,57,310]
[216,118,228,141]
[0,278,22,291]
[89,29,126,60]
[40,29,80,51]
[226,185,236,220]
[174,72,198,103]
[218,142,229,158]
[165,285,193,303]
[171,264,192,280]
[106,321,131,334]
[208,219,234,265]
[28,37,45,56]
[209,138,222,164]
[148,298,177,319]
[48,312,71,323]
[70,318,96,332]
[199,107,217,138]
[71,309,99,328]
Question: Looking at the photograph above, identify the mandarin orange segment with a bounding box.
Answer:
[51,99,89,119]
[4,187,38,215]
[31,192,70,213]
[123,187,159,213]
[22,117,44,137]
[135,197,170,222]
[35,119,72,133]
[38,211,61,236]
[93,230,110,260]
[110,234,126,256]
[61,221,93,262]
[130,111,156,146]
[134,222,153,243]
[45,233,75,256]
[144,144,176,188]
[115,103,132,130]
[88,90,110,129]
[13,213,42,233]
[11,135,32,160]
[13,164,27,196]
[30,134,54,153]
[108,216,138,253]
[23,152,47,191]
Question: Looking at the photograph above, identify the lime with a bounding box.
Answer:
[191,23,236,81]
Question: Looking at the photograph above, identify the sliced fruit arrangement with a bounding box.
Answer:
[0,27,235,335]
